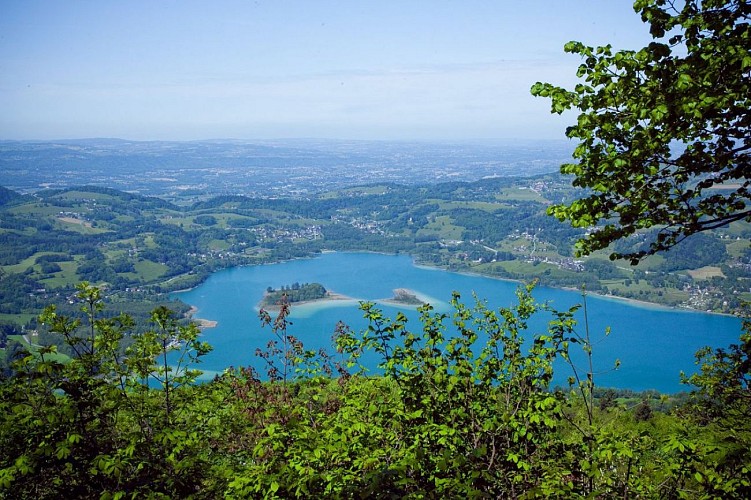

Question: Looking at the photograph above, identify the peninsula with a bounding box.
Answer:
[187,306,218,329]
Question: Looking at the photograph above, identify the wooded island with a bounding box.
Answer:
[260,282,328,308]
[388,288,425,306]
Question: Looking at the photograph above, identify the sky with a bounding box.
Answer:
[0,1,655,142]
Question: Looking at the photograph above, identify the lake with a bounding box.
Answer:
[173,252,743,393]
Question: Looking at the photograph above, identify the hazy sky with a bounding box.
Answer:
[0,1,654,141]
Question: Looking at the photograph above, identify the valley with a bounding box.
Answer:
[0,171,748,337]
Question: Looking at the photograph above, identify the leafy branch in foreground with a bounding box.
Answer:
[0,282,214,498]
[532,0,751,262]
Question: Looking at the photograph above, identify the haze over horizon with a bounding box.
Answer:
[1,1,653,142]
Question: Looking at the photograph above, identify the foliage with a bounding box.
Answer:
[0,322,21,349]
[2,284,751,498]
[228,283,751,498]
[532,0,751,262]
[0,186,29,206]
[0,283,214,498]
[261,282,328,308]
[671,306,751,498]
[347,285,571,496]
[682,304,751,431]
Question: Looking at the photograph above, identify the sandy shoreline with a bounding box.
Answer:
[187,306,218,329]
[257,291,355,311]
[194,318,219,328]
[258,287,435,312]
[377,288,431,308]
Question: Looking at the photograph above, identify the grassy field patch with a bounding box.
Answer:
[725,238,750,259]
[495,187,548,203]
[207,239,231,251]
[3,253,46,274]
[39,261,80,288]
[687,266,725,280]
[436,200,505,212]
[0,313,36,325]
[9,203,70,216]
[5,334,71,363]
[133,260,169,281]
[422,215,464,240]
[55,218,109,235]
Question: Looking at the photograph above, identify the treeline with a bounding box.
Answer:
[0,186,28,206]
[0,322,21,348]
[0,273,48,315]
[615,231,728,273]
[262,282,327,306]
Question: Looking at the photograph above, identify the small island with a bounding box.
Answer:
[387,288,426,306]
[260,282,336,309]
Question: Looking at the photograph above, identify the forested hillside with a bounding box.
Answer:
[1,173,748,339]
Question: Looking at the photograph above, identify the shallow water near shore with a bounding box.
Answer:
[174,252,743,393]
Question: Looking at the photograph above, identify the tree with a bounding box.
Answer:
[532,0,751,263]
[0,283,215,498]
[682,327,751,423]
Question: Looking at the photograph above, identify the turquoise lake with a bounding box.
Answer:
[173,252,743,393]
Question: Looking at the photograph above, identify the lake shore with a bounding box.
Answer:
[170,251,742,393]
[257,290,354,312]
[378,288,431,308]
[187,306,218,329]
[170,251,734,317]
[415,260,733,316]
